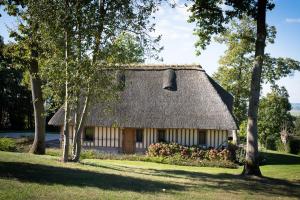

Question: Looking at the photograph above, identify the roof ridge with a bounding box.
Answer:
[122,64,204,70]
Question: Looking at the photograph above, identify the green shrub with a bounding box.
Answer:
[75,148,238,168]
[15,136,34,152]
[235,146,246,164]
[227,143,238,160]
[287,137,300,155]
[147,142,235,161]
[275,139,286,152]
[0,138,17,152]
[265,136,277,150]
[143,155,238,168]
[80,150,98,159]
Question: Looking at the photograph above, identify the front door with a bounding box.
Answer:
[122,128,135,154]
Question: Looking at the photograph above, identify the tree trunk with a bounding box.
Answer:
[72,0,105,161]
[61,0,70,162]
[29,59,46,154]
[243,0,267,176]
[62,102,69,162]
[72,93,90,162]
[232,130,238,145]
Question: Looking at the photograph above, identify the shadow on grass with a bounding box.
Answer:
[83,161,300,198]
[261,151,300,165]
[0,161,184,192]
[152,169,300,198]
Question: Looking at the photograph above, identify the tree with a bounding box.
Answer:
[0,36,33,130]
[188,0,275,176]
[1,1,46,154]
[212,16,300,139]
[295,117,300,137]
[34,0,162,162]
[258,86,295,149]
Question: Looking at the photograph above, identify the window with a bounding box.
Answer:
[198,130,206,146]
[157,129,166,142]
[84,127,94,141]
[136,129,143,143]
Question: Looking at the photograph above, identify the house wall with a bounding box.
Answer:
[61,126,230,152]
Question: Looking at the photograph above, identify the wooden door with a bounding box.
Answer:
[122,128,135,154]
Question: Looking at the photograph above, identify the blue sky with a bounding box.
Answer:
[1,0,300,102]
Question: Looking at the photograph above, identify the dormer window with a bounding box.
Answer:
[163,69,177,91]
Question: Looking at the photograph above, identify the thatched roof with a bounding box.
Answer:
[49,64,237,130]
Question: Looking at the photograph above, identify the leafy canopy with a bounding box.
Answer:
[188,0,275,55]
[212,16,300,125]
[258,86,295,148]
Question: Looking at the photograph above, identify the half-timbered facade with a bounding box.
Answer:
[50,64,237,154]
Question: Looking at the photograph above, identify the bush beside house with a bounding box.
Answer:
[146,142,242,168]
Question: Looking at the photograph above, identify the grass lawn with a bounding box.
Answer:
[0,151,299,200]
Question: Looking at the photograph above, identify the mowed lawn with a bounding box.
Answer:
[0,151,299,200]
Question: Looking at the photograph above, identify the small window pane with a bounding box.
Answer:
[136,129,143,143]
[84,127,94,141]
[198,131,206,145]
[158,129,166,142]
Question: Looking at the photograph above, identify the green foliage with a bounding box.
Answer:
[235,146,246,164]
[0,36,33,130]
[239,120,248,138]
[188,0,275,55]
[0,138,17,152]
[258,86,295,148]
[2,0,163,158]
[275,139,286,153]
[152,155,238,168]
[147,143,234,162]
[295,117,300,136]
[104,32,146,64]
[0,136,34,152]
[212,16,300,126]
[77,149,238,169]
[80,150,98,160]
[32,0,163,127]
[287,137,300,155]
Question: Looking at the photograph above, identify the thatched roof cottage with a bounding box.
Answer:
[49,64,237,154]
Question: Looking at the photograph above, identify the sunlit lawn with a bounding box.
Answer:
[0,150,299,200]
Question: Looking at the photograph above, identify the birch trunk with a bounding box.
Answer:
[62,0,70,162]
[71,94,90,162]
[71,0,105,161]
[243,0,267,176]
[61,44,70,162]
[232,130,238,145]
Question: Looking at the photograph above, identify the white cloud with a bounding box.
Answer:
[175,5,190,19]
[152,2,195,42]
[285,18,300,23]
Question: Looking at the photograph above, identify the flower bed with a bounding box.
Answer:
[147,142,233,161]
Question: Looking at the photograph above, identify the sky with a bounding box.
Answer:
[1,0,300,102]
[148,0,300,103]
